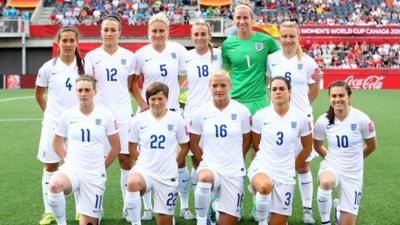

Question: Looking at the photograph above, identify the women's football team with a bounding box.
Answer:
[35,5,377,225]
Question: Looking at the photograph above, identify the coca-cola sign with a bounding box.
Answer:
[345,75,385,90]
[322,69,400,90]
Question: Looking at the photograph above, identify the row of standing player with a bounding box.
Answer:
[35,3,377,225]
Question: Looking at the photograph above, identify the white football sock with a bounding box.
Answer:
[126,191,141,225]
[317,187,332,224]
[48,191,66,225]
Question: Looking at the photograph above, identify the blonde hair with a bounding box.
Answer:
[149,12,169,27]
[192,19,215,63]
[209,69,231,85]
[280,21,304,60]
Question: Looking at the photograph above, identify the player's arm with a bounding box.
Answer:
[309,68,323,103]
[242,132,251,159]
[130,74,149,112]
[128,142,140,161]
[189,133,202,168]
[177,142,189,168]
[251,131,261,153]
[35,86,47,111]
[363,136,377,158]
[105,133,121,168]
[296,133,312,171]
[313,139,327,158]
[53,135,67,160]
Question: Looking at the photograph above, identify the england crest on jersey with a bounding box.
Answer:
[255,42,264,51]
[171,52,177,59]
[351,123,357,131]
[168,124,174,131]
[95,118,102,125]
[297,63,303,70]
[231,113,237,121]
[121,59,126,65]
[291,121,297,128]
[212,54,218,61]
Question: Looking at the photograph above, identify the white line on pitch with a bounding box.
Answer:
[0,96,34,102]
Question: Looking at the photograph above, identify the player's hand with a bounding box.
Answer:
[139,103,150,112]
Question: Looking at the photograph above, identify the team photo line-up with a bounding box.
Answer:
[35,4,377,225]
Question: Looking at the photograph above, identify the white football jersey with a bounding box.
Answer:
[313,107,376,178]
[55,105,118,182]
[252,105,312,184]
[129,110,189,180]
[267,50,317,115]
[183,48,222,119]
[190,100,251,177]
[36,58,79,128]
[135,42,187,110]
[84,46,136,123]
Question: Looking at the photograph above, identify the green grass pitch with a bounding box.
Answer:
[0,89,399,225]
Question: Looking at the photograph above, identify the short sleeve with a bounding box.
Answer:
[128,116,140,143]
[221,41,231,72]
[266,36,280,54]
[54,110,69,137]
[189,108,203,135]
[299,115,312,137]
[177,43,188,74]
[104,110,118,136]
[306,56,318,84]
[240,105,251,134]
[36,62,50,87]
[128,52,137,76]
[176,114,190,144]
[84,53,94,76]
[313,115,326,141]
[359,113,376,139]
[251,110,263,134]
[134,50,144,75]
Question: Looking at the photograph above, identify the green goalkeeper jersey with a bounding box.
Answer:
[222,31,280,103]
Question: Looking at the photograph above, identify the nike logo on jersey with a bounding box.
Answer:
[51,72,57,76]
[140,126,147,130]
[145,58,152,62]
[263,122,271,125]
[185,59,192,63]
[182,179,189,183]
[326,125,333,129]
[271,64,278,67]
[70,121,78,124]
[95,60,102,65]
[301,181,311,185]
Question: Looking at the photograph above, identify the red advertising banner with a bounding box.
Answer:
[30,24,191,37]
[299,26,400,37]
[322,69,400,89]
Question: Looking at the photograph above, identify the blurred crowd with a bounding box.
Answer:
[308,41,400,68]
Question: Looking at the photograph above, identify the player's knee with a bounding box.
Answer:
[48,179,63,193]
[318,178,334,190]
[256,182,272,195]
[197,170,213,183]
[127,175,143,192]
